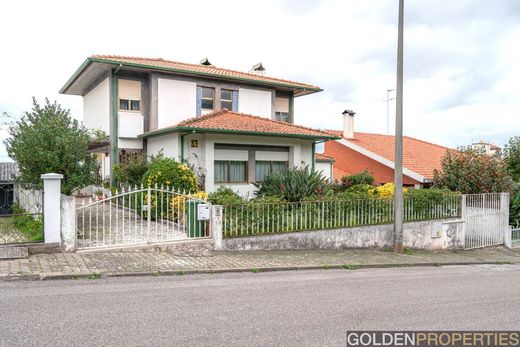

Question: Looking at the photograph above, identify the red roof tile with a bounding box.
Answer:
[90,55,321,92]
[326,131,450,180]
[315,153,335,162]
[141,110,338,140]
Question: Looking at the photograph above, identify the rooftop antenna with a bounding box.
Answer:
[384,89,396,134]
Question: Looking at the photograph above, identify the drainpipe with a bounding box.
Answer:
[110,70,119,187]
[180,133,186,163]
[311,141,316,172]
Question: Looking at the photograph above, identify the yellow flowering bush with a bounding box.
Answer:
[369,183,408,198]
[142,154,197,192]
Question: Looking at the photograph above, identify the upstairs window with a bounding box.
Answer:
[275,112,289,123]
[201,87,215,111]
[221,89,233,110]
[119,99,140,111]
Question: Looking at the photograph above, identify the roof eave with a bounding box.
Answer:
[139,126,339,141]
[59,57,93,94]
[86,57,322,95]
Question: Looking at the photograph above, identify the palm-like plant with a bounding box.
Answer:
[254,165,327,202]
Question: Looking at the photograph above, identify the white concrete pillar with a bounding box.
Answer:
[41,173,63,244]
[60,195,76,252]
[211,205,223,250]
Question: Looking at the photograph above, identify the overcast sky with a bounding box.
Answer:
[0,0,519,161]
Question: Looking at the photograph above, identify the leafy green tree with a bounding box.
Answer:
[433,146,515,194]
[4,98,96,194]
[504,136,520,182]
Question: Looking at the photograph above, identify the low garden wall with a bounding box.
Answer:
[221,218,465,251]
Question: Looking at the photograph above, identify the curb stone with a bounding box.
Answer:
[3,260,517,281]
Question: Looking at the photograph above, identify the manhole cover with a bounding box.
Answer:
[0,246,29,260]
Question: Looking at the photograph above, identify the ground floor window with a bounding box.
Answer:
[214,161,248,183]
[255,161,288,182]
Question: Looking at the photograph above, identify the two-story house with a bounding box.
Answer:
[60,55,338,196]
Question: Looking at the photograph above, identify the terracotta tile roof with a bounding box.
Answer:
[326,130,450,180]
[315,153,335,162]
[90,55,321,92]
[0,162,18,182]
[141,110,338,140]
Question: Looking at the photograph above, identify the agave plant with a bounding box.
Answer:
[254,165,327,202]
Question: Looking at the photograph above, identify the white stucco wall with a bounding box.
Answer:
[118,112,144,138]
[316,162,333,182]
[118,138,143,150]
[238,87,272,118]
[158,78,197,129]
[147,133,180,159]
[83,77,110,133]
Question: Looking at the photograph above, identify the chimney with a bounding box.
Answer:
[342,110,356,139]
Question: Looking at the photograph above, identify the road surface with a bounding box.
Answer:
[1,265,519,346]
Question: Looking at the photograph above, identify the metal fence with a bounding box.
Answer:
[513,228,520,241]
[223,195,461,237]
[463,193,509,249]
[76,186,210,249]
[0,183,43,245]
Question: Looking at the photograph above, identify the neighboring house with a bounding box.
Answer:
[322,110,450,187]
[60,55,338,196]
[0,162,18,215]
[471,140,502,157]
[315,153,335,182]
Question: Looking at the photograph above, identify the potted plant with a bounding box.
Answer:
[93,189,104,201]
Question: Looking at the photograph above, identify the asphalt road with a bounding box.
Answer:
[1,265,520,346]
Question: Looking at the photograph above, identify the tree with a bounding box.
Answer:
[433,147,515,194]
[504,136,520,182]
[4,98,96,194]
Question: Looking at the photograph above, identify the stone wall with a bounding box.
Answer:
[221,219,465,251]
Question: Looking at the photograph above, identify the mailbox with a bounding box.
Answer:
[197,204,210,221]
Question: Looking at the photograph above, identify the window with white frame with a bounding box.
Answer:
[200,87,215,111]
[221,89,233,110]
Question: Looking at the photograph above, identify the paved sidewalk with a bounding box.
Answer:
[1,247,520,280]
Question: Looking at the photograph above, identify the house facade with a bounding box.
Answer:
[322,110,450,187]
[60,55,337,196]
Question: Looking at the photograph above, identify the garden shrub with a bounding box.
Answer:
[207,187,245,205]
[369,183,408,198]
[171,191,208,222]
[254,165,327,202]
[113,155,149,187]
[142,154,197,192]
[341,170,374,189]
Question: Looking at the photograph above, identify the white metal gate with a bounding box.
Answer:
[463,193,509,249]
[76,186,210,249]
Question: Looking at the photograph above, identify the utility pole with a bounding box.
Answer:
[393,0,404,253]
[385,89,396,134]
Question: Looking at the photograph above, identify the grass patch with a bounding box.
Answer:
[432,262,441,267]
[250,267,260,273]
[176,270,187,276]
[403,247,416,255]
[0,204,44,242]
[88,272,101,280]
[495,261,513,265]
[321,264,330,270]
